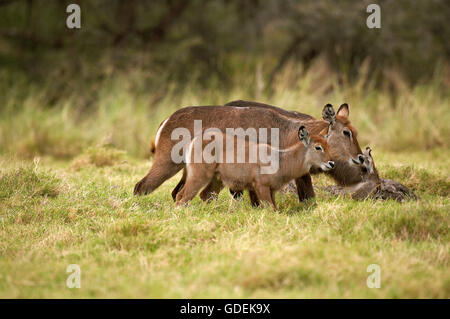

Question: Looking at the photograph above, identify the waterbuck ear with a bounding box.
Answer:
[364,146,372,157]
[337,103,349,119]
[322,104,336,125]
[298,125,310,146]
[319,127,328,137]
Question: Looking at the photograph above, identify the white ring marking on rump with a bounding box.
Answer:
[155,117,170,148]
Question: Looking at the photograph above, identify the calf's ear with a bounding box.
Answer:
[298,125,310,146]
[319,127,328,137]
[322,104,336,125]
[337,103,349,119]
[364,146,372,157]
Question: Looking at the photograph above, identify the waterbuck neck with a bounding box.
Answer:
[325,160,362,186]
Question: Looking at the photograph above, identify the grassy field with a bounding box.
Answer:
[0,146,448,298]
[0,64,449,298]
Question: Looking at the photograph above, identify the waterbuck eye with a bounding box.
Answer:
[315,146,323,151]
[343,129,351,138]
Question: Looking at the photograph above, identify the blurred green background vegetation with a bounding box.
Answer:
[0,0,449,158]
[0,1,449,298]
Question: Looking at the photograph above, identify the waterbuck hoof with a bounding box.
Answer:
[133,179,146,195]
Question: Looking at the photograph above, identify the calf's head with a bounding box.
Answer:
[298,125,335,172]
[320,103,364,185]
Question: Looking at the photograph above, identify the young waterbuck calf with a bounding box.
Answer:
[326,147,381,200]
[325,147,417,201]
[175,126,334,209]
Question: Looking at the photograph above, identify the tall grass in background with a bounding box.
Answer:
[0,59,449,159]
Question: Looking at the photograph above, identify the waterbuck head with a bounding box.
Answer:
[361,146,380,182]
[320,103,364,185]
[298,125,335,172]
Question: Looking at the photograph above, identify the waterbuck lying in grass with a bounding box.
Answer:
[325,147,417,201]
[175,126,334,209]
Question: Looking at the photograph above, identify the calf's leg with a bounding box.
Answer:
[176,165,215,206]
[255,185,277,210]
[200,174,224,202]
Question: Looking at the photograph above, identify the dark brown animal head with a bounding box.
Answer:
[319,103,364,185]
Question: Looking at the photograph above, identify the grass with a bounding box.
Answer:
[0,63,448,298]
[0,146,448,298]
[70,147,127,170]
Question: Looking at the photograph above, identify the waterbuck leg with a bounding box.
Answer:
[200,174,224,202]
[295,178,306,202]
[229,189,244,199]
[255,185,277,210]
[176,172,212,206]
[301,174,316,199]
[270,190,277,210]
[295,174,315,202]
[171,169,187,201]
[249,190,260,207]
[134,160,182,196]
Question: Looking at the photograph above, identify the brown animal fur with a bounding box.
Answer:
[225,101,363,187]
[176,127,334,210]
[181,100,363,204]
[135,106,317,197]
[134,103,362,204]
[150,140,156,155]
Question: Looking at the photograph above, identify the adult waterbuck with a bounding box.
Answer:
[134,103,362,205]
[164,101,364,204]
